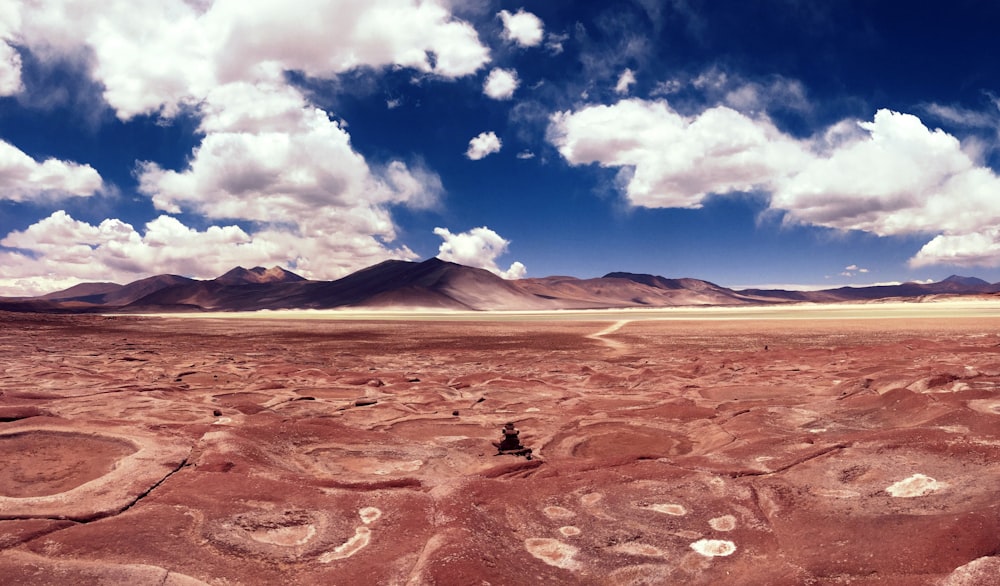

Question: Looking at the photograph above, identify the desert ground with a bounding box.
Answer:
[2,304,1000,585]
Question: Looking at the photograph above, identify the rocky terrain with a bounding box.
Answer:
[1,309,1000,584]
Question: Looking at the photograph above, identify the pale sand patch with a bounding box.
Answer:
[967,399,1000,415]
[212,417,232,425]
[611,542,666,557]
[524,538,580,570]
[885,473,946,497]
[318,527,371,562]
[708,515,736,531]
[579,492,603,506]
[643,503,687,516]
[940,555,1000,586]
[559,526,581,537]
[690,539,736,557]
[543,506,576,519]
[586,320,630,351]
[359,507,382,525]
[247,524,315,547]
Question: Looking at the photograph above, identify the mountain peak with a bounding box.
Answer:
[941,275,989,286]
[215,266,305,285]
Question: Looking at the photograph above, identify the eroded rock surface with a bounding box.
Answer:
[2,311,1000,584]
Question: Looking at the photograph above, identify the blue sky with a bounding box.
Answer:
[3,1,1000,295]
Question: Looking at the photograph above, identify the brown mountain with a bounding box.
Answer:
[3,260,999,313]
[214,266,306,285]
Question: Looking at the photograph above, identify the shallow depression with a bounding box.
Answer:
[0,431,136,497]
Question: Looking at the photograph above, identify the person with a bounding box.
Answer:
[494,422,523,452]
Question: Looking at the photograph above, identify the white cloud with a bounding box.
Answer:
[498,8,544,48]
[924,102,999,129]
[0,0,488,289]
[910,230,1000,268]
[130,82,441,284]
[548,98,808,208]
[465,131,502,160]
[0,139,103,201]
[483,67,519,100]
[0,42,22,96]
[773,110,1000,238]
[545,32,568,55]
[516,150,535,160]
[614,68,636,95]
[549,99,1000,268]
[17,0,491,120]
[0,210,418,296]
[433,226,526,279]
[0,2,23,95]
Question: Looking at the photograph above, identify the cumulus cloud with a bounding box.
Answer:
[433,226,526,279]
[0,2,22,95]
[910,230,1000,268]
[548,98,808,208]
[0,210,418,296]
[2,1,481,285]
[549,99,1000,268]
[498,8,544,47]
[483,67,519,100]
[0,139,103,201]
[0,42,22,96]
[773,110,1000,238]
[614,68,636,95]
[465,131,502,160]
[17,0,491,120]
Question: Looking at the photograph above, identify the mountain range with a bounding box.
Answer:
[2,258,998,313]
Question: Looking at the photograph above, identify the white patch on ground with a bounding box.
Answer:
[580,492,603,506]
[967,399,1000,415]
[543,506,576,519]
[525,407,540,412]
[319,527,371,562]
[940,555,1000,586]
[248,524,316,546]
[708,515,736,531]
[559,526,581,537]
[690,539,736,557]
[611,542,666,557]
[937,425,970,434]
[359,507,382,525]
[212,417,232,425]
[885,473,946,497]
[524,538,580,570]
[643,503,687,516]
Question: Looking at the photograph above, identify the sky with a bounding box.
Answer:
[3,0,1000,295]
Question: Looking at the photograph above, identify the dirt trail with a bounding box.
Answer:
[585,319,631,351]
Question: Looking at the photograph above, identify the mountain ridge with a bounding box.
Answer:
[3,260,998,313]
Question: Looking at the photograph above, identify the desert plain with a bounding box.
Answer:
[2,302,1000,585]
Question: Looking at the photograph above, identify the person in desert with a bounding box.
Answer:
[495,422,522,451]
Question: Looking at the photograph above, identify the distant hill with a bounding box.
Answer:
[2,261,998,313]
[214,266,306,286]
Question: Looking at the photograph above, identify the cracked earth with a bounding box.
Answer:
[1,311,1000,584]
